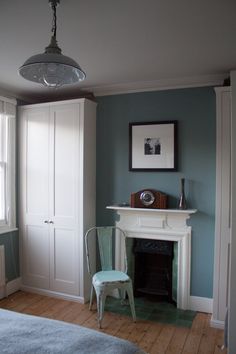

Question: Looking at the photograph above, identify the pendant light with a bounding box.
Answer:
[19,0,86,88]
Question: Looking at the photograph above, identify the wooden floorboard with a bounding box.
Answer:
[165,326,189,354]
[0,291,227,354]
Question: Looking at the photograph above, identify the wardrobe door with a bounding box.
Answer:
[20,107,50,289]
[49,103,80,295]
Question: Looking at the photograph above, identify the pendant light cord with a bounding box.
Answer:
[51,2,57,38]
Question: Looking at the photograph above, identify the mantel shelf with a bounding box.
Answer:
[106,205,197,214]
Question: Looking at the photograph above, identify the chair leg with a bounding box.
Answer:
[89,284,94,311]
[94,286,107,329]
[119,288,125,299]
[98,291,107,329]
[119,288,128,305]
[126,283,136,322]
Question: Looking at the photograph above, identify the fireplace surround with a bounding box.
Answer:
[107,206,197,310]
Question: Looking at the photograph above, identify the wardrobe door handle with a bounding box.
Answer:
[49,220,54,224]
[44,220,49,224]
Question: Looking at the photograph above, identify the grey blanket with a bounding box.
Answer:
[0,309,145,354]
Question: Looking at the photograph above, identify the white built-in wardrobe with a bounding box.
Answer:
[212,87,231,327]
[19,98,96,302]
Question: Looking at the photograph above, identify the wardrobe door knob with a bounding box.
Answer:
[44,220,49,224]
[49,220,54,224]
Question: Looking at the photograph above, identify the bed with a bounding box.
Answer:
[0,309,145,354]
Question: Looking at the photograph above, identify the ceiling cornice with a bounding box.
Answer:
[87,73,227,97]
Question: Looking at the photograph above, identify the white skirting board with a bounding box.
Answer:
[189,296,213,313]
[6,277,21,296]
[210,318,225,329]
[20,285,85,304]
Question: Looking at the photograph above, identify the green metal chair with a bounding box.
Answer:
[85,226,136,328]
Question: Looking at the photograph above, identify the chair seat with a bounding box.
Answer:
[93,270,130,286]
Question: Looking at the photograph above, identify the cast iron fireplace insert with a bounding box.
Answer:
[133,238,175,304]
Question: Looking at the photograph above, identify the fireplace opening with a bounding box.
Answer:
[133,239,176,305]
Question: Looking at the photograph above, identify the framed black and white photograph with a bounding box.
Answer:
[129,121,177,171]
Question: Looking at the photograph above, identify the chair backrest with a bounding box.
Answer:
[85,226,127,276]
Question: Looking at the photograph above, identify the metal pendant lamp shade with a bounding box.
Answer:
[19,0,86,88]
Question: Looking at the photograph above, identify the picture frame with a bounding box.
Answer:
[129,120,178,171]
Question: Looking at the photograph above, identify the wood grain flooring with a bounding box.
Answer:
[0,291,227,354]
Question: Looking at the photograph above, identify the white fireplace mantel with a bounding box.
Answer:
[107,206,197,310]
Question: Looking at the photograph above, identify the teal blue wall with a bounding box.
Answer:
[96,87,216,298]
[0,231,19,282]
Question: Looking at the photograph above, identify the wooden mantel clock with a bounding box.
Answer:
[130,189,168,209]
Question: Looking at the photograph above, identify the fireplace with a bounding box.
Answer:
[107,206,197,310]
[133,239,175,303]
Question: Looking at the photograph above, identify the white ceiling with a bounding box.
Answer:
[0,0,236,102]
